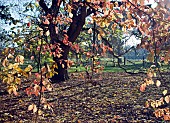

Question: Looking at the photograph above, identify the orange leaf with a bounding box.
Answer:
[140,83,146,92]
[41,86,46,92]
[28,104,34,111]
[43,19,50,25]
[164,115,170,121]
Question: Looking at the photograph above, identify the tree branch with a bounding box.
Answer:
[39,0,49,14]
[51,0,62,17]
[68,5,86,42]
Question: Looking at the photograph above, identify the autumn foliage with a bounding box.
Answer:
[0,0,170,122]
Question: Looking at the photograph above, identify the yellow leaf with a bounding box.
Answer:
[33,104,37,113]
[44,104,48,109]
[45,30,50,36]
[13,87,18,96]
[22,72,29,78]
[97,34,102,40]
[46,84,53,91]
[156,80,161,87]
[62,64,65,68]
[7,86,13,94]
[122,25,126,32]
[147,53,154,62]
[163,90,168,95]
[67,4,72,13]
[117,13,123,19]
[35,2,39,7]
[151,101,155,108]
[38,110,43,115]
[165,96,170,103]
[13,63,20,69]
[145,101,149,108]
[24,65,33,72]
[69,12,73,18]
[8,64,13,69]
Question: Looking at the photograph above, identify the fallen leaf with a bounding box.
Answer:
[156,80,161,87]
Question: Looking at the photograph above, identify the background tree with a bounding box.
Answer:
[1,0,170,82]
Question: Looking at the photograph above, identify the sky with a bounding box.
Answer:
[1,0,158,47]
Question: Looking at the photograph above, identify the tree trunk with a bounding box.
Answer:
[50,45,70,83]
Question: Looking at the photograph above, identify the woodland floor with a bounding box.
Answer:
[0,72,170,123]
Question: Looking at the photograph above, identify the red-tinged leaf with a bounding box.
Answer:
[145,101,149,108]
[88,28,92,34]
[13,87,18,96]
[15,55,24,64]
[33,79,39,85]
[35,73,41,79]
[164,115,170,121]
[41,97,47,104]
[25,87,32,96]
[140,83,146,92]
[41,86,46,92]
[140,0,144,6]
[34,90,39,96]
[147,72,153,78]
[27,22,31,27]
[41,66,47,74]
[28,104,34,111]
[43,19,50,25]
[55,26,58,34]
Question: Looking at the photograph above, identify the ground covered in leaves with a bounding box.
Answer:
[0,72,169,122]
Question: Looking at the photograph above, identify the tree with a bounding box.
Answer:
[2,0,170,83]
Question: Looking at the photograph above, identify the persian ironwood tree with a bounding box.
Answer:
[2,0,170,83]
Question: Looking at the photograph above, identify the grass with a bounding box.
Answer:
[22,58,170,73]
[68,62,170,73]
